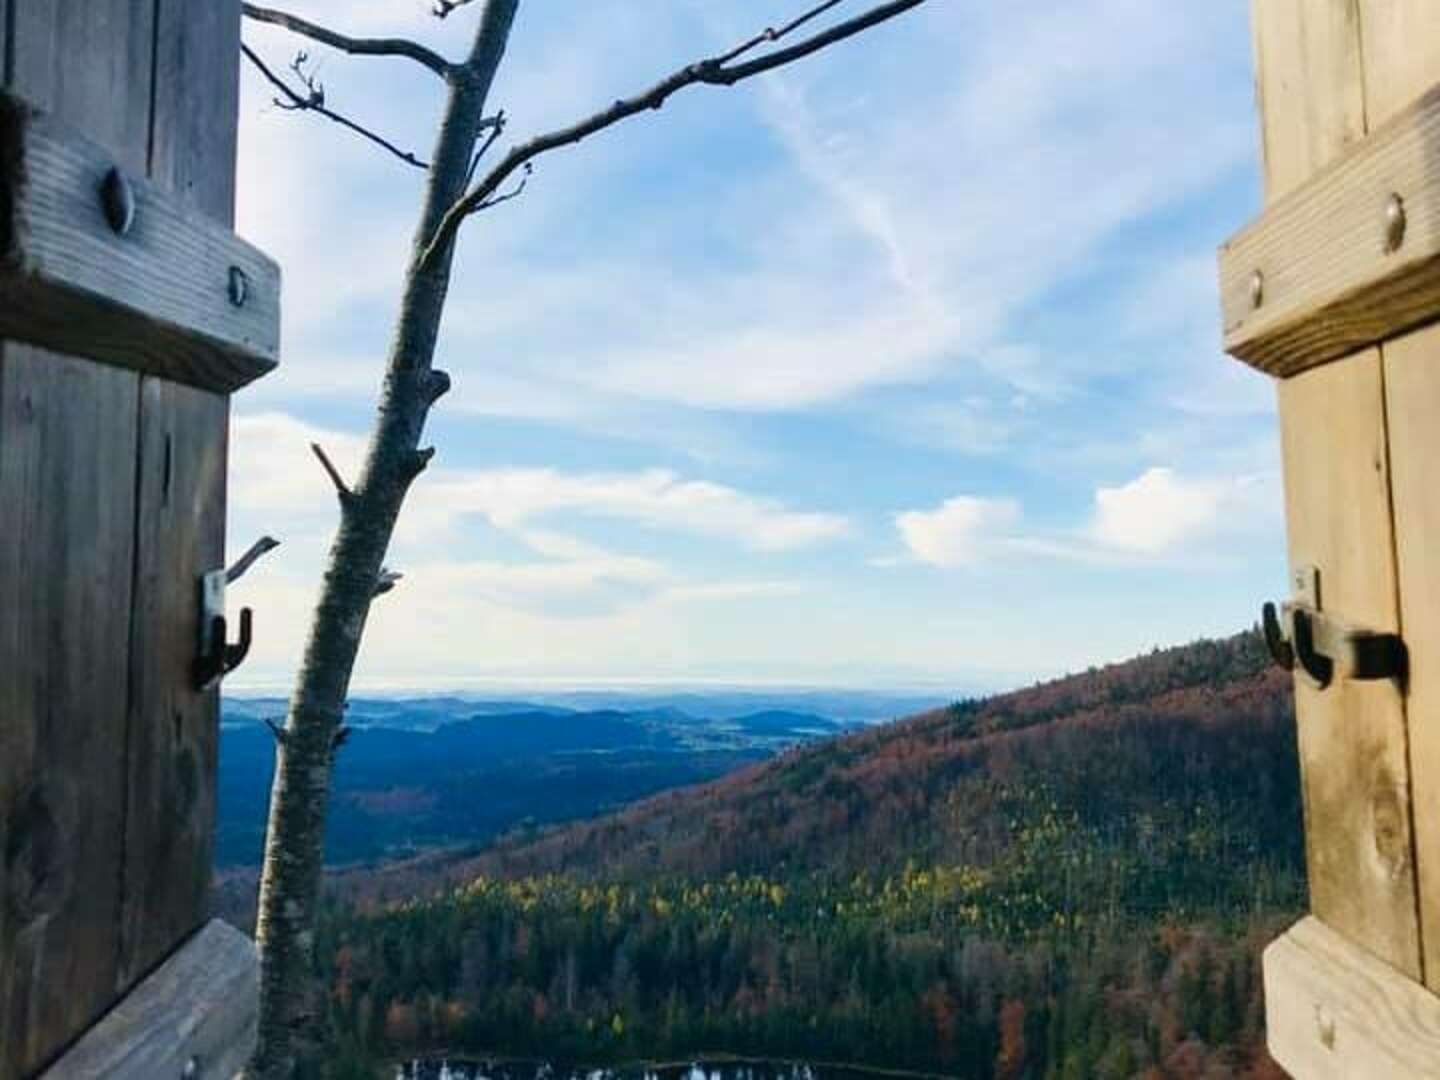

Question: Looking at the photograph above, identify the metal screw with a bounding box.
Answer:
[182,1056,200,1079]
[228,266,249,308]
[99,167,136,236]
[1385,192,1407,253]
[1249,269,1264,309]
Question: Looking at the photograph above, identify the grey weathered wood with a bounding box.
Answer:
[1265,915,1440,1078]
[1,5,156,1074]
[117,0,241,991]
[1220,80,1440,378]
[0,90,279,392]
[38,920,259,1080]
[119,380,230,989]
[0,351,140,1076]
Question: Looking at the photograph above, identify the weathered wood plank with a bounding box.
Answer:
[1249,0,1365,202]
[0,350,140,1077]
[1219,83,1440,378]
[8,0,152,173]
[1360,0,1440,996]
[151,0,242,223]
[0,91,280,392]
[38,920,259,1080]
[117,0,243,990]
[1265,915,1440,1078]
[1249,0,1425,982]
[1385,323,1440,990]
[2,3,153,1075]
[1277,355,1421,979]
[119,379,231,988]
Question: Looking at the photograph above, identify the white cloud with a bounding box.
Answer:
[425,467,850,551]
[1090,466,1241,554]
[895,495,1020,568]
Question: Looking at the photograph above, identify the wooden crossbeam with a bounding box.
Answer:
[36,919,258,1079]
[1220,81,1440,378]
[0,92,279,393]
[1265,916,1440,1078]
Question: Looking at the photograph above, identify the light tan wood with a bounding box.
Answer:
[1359,0,1440,997]
[1265,915,1440,1079]
[1249,0,1365,202]
[1219,83,1440,377]
[1278,356,1421,978]
[1249,0,1425,985]
[0,91,279,392]
[1386,324,1440,989]
[38,920,258,1080]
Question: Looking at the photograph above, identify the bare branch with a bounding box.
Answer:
[310,441,355,502]
[241,43,429,169]
[227,536,282,585]
[242,2,453,77]
[419,0,927,269]
[465,111,508,187]
[715,0,848,65]
[374,567,404,597]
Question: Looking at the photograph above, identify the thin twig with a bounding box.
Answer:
[264,717,288,745]
[465,111,507,187]
[715,0,849,64]
[241,43,429,169]
[310,441,354,500]
[419,0,926,269]
[374,567,404,597]
[227,536,282,585]
[432,0,480,18]
[242,2,453,77]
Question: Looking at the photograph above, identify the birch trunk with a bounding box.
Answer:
[247,3,519,1075]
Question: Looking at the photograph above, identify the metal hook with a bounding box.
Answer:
[1290,607,1335,689]
[1262,601,1294,671]
[193,607,253,689]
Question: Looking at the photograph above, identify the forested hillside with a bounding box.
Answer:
[309,631,1303,1077]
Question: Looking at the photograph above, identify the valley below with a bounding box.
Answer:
[218,632,1301,1078]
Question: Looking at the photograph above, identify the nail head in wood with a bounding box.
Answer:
[1385,192,1406,253]
[100,167,136,236]
[1249,269,1264,309]
[227,265,248,308]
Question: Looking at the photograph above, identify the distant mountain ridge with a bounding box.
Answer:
[327,628,1301,915]
[216,698,870,867]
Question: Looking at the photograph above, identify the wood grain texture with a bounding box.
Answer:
[1249,0,1425,981]
[1386,324,1440,990]
[0,91,280,392]
[0,350,139,1077]
[1278,357,1421,978]
[117,0,242,990]
[1359,0,1440,998]
[1265,916,1440,1078]
[38,920,259,1080]
[118,381,229,990]
[1249,0,1365,201]
[1219,84,1440,377]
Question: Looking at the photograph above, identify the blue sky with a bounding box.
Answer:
[227,0,1285,693]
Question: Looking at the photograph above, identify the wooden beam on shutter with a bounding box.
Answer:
[0,91,279,393]
[1264,916,1440,1078]
[1219,82,1440,378]
[1246,0,1423,986]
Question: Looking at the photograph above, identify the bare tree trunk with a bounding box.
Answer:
[247,3,519,1075]
[239,2,929,1073]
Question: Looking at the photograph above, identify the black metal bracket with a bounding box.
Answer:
[1261,566,1406,689]
[194,570,254,690]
